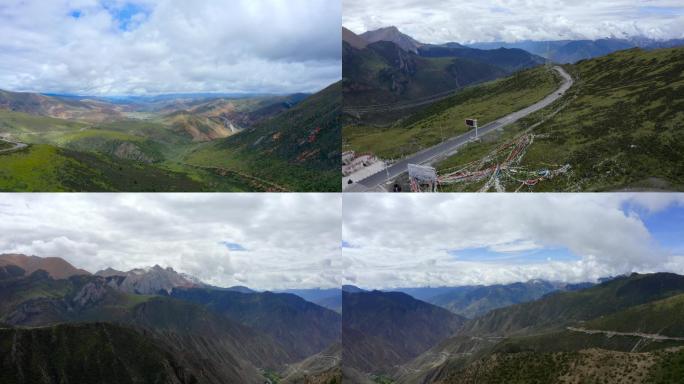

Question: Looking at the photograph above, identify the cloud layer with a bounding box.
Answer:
[0,0,341,95]
[342,194,684,289]
[343,0,684,44]
[0,194,342,290]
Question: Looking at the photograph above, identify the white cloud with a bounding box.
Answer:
[342,193,684,288]
[0,0,341,95]
[0,193,342,290]
[343,0,684,44]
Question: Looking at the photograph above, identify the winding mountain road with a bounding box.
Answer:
[567,326,684,342]
[345,66,574,192]
[0,139,27,154]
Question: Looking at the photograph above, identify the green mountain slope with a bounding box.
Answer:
[343,66,560,159]
[432,347,684,384]
[463,273,684,337]
[0,323,198,384]
[397,273,684,384]
[0,144,212,191]
[437,46,684,191]
[583,293,684,337]
[343,40,507,108]
[185,82,341,191]
[342,26,544,126]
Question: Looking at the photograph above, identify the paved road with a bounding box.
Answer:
[0,139,27,154]
[345,66,574,192]
[567,326,684,342]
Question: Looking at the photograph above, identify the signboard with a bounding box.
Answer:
[465,118,477,128]
[407,163,437,183]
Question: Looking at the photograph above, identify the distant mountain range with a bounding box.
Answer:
[278,287,342,313]
[394,280,595,318]
[468,37,684,63]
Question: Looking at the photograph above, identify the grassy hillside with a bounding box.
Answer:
[437,46,684,191]
[343,41,507,108]
[343,66,560,159]
[0,144,234,192]
[185,82,341,191]
[433,348,684,384]
[584,293,684,337]
[463,273,684,337]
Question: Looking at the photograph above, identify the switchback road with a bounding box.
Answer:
[0,139,27,154]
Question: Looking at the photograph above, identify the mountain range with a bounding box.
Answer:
[394,280,595,318]
[0,254,342,383]
[468,36,684,64]
[4,252,684,383]
[342,26,544,122]
[342,273,684,384]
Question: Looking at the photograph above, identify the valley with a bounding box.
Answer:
[0,84,341,192]
[343,273,684,384]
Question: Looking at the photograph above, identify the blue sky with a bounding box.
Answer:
[101,2,151,30]
[641,204,684,254]
[222,241,247,252]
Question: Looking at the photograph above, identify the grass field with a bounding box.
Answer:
[343,66,560,159]
[434,47,684,192]
[0,144,218,192]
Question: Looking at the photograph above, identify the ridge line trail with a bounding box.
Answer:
[566,326,684,341]
[346,66,574,191]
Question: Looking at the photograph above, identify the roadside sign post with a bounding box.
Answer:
[465,118,478,138]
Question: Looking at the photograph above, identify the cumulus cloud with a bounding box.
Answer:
[342,193,684,289]
[0,0,341,95]
[343,0,684,44]
[0,193,342,290]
